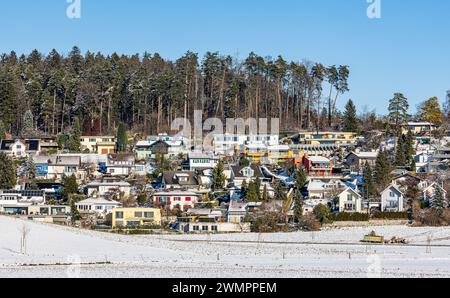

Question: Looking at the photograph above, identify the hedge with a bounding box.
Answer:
[329,213,369,222]
[372,212,409,220]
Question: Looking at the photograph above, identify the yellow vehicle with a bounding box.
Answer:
[361,231,384,244]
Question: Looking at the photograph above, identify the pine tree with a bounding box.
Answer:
[61,174,79,202]
[0,120,6,140]
[246,180,259,201]
[430,184,446,214]
[388,93,410,136]
[293,190,304,223]
[116,122,128,153]
[262,184,269,202]
[22,110,34,137]
[342,99,359,132]
[23,155,36,180]
[0,153,17,189]
[362,162,376,198]
[70,200,81,223]
[395,135,406,166]
[374,150,391,191]
[255,176,262,200]
[241,179,248,199]
[212,160,226,190]
[67,117,81,152]
[404,130,415,164]
[410,158,417,173]
[294,166,308,191]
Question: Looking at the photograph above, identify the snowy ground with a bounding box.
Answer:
[1,215,449,278]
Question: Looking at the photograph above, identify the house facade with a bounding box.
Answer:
[152,191,200,210]
[111,207,161,228]
[337,188,363,213]
[303,155,333,176]
[381,185,405,212]
[75,198,122,215]
[80,136,116,154]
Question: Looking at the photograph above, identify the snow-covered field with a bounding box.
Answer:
[1,215,449,278]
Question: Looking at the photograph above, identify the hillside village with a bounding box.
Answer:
[1,113,449,234]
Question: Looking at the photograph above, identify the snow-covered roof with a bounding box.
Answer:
[75,198,122,206]
[307,156,330,163]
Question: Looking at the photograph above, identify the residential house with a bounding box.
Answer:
[244,144,268,162]
[298,131,358,147]
[161,171,201,191]
[227,201,248,223]
[33,155,84,182]
[402,122,436,136]
[187,152,220,171]
[85,180,132,197]
[75,197,122,215]
[106,154,135,176]
[381,184,405,212]
[213,134,279,156]
[230,164,267,188]
[303,155,333,177]
[391,174,428,192]
[134,140,153,161]
[0,189,46,214]
[152,190,200,210]
[267,145,293,164]
[0,139,40,157]
[337,188,364,213]
[345,151,378,170]
[80,136,116,154]
[111,207,161,228]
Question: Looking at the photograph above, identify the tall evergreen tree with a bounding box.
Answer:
[67,117,81,152]
[294,166,308,191]
[246,180,259,201]
[262,184,269,202]
[404,131,415,164]
[374,150,391,191]
[22,110,34,137]
[116,122,128,153]
[430,184,446,214]
[212,160,226,190]
[342,99,359,132]
[0,153,17,189]
[362,162,376,198]
[293,190,304,223]
[0,120,5,140]
[388,93,410,136]
[395,135,406,166]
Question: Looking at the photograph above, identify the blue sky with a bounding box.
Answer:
[1,0,449,114]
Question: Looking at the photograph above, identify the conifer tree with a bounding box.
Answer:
[374,150,391,191]
[388,93,409,136]
[0,153,17,189]
[246,180,259,201]
[342,99,359,132]
[395,135,406,166]
[362,162,376,197]
[212,160,226,190]
[116,122,128,153]
[22,110,34,137]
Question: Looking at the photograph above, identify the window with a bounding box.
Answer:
[135,212,143,218]
[347,194,353,202]
[96,206,103,210]
[211,226,218,231]
[115,212,124,219]
[89,138,96,142]
[193,226,200,231]
[144,212,154,218]
[390,192,395,197]
[202,226,209,231]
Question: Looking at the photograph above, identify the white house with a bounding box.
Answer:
[33,155,84,182]
[106,154,135,176]
[337,188,363,213]
[86,181,132,197]
[0,189,46,214]
[213,134,279,156]
[0,139,40,158]
[75,198,122,215]
[188,152,220,171]
[381,184,405,212]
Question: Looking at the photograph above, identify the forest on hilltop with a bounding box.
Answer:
[0,47,351,137]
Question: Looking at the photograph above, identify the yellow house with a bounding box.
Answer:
[111,207,161,228]
[267,145,293,163]
[244,144,268,162]
[80,136,116,154]
[402,122,436,136]
[299,131,357,146]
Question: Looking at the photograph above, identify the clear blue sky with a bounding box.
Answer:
[1,0,449,114]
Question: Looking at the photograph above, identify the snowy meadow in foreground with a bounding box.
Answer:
[0,216,449,278]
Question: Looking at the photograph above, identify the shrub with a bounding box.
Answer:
[313,204,330,223]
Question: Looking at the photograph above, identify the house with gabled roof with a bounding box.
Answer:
[381,184,406,212]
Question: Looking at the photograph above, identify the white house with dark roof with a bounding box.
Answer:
[75,197,122,215]
[33,155,83,181]
[337,188,363,213]
[381,184,405,212]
